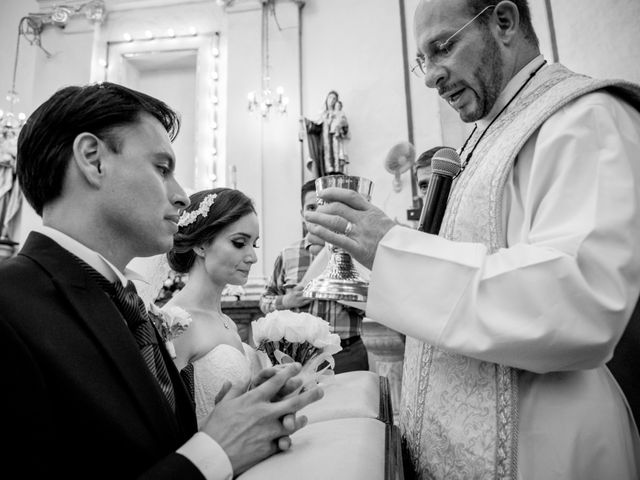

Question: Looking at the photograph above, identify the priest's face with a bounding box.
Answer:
[414,0,505,123]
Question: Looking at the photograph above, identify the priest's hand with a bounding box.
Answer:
[304,187,395,270]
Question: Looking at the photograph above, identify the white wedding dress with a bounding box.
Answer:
[192,343,255,425]
[161,305,263,426]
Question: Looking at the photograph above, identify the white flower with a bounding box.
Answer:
[251,310,342,375]
[252,310,340,347]
[148,304,192,358]
[178,193,217,227]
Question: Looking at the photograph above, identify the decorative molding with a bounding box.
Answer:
[38,0,212,13]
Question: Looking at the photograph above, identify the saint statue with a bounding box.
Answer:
[301,90,350,176]
[0,127,22,257]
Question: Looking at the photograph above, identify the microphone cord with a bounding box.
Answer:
[455,60,548,178]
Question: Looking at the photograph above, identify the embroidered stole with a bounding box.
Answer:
[400,63,640,480]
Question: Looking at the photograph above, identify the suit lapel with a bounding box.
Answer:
[19,233,194,443]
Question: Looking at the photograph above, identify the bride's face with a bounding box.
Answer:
[200,212,260,287]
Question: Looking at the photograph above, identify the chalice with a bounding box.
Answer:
[303,175,373,302]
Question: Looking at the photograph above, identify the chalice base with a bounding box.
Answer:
[303,250,368,302]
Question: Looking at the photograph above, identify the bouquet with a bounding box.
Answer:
[252,310,342,389]
[149,304,192,358]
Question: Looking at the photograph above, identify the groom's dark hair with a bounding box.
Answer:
[17,82,180,216]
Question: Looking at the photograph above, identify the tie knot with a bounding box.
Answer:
[117,279,138,295]
[111,280,147,329]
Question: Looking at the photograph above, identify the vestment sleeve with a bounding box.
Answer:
[367,92,640,373]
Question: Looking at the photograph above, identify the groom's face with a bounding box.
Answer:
[98,114,189,259]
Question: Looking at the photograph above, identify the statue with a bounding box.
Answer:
[0,127,22,259]
[301,90,350,176]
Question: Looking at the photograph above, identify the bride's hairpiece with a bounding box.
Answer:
[178,193,218,227]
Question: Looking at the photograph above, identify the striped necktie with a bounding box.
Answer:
[75,258,177,411]
[110,280,177,411]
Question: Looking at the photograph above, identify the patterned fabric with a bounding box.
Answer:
[260,239,363,339]
[110,280,177,411]
[79,259,177,412]
[400,63,640,480]
[191,344,253,425]
[180,363,196,409]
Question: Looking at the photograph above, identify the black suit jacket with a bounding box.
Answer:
[0,232,204,479]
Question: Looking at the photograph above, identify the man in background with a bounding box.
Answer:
[260,178,369,374]
[414,146,445,198]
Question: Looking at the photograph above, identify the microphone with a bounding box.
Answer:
[417,147,461,234]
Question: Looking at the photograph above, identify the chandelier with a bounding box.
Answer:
[0,16,38,152]
[247,0,289,118]
[1,1,107,142]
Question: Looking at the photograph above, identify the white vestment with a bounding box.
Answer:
[367,58,640,479]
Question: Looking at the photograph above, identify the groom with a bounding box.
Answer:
[0,82,322,479]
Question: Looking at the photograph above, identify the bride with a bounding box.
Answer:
[162,187,264,425]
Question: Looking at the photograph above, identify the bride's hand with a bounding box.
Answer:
[215,381,232,404]
[251,364,304,399]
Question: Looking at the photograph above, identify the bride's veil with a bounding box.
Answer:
[130,254,173,307]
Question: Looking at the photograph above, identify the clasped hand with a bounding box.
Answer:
[201,362,323,475]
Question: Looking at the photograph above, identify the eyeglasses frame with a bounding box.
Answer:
[410,4,496,77]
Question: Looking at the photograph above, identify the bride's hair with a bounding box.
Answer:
[167,187,256,273]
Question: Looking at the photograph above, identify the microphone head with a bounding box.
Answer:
[431,147,462,178]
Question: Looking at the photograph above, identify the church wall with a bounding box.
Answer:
[550,0,640,84]
[2,0,640,287]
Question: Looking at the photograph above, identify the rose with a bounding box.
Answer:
[251,310,343,391]
[158,305,192,337]
[148,304,192,358]
[252,310,340,347]
[252,310,341,366]
[251,311,286,344]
